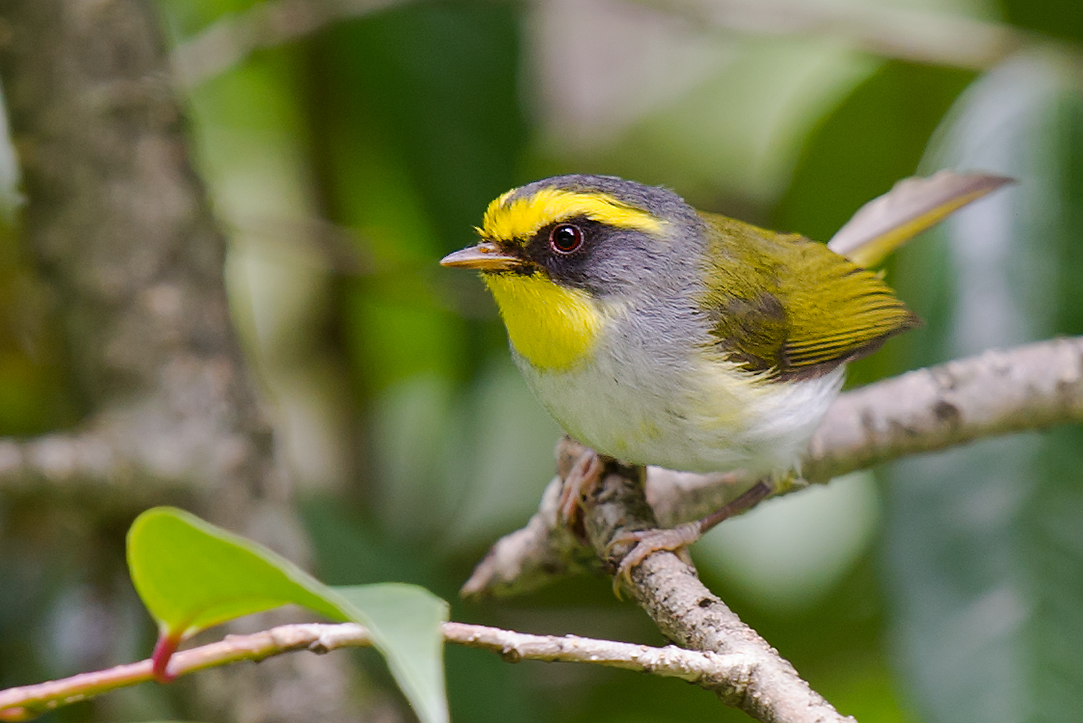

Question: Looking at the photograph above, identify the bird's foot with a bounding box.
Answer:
[558,447,605,542]
[607,524,700,596]
[607,478,775,597]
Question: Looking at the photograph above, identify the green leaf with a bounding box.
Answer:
[127,507,449,723]
[334,585,449,723]
[127,508,344,640]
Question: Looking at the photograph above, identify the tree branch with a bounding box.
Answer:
[570,446,853,723]
[0,620,762,721]
[0,433,118,491]
[463,335,1083,597]
[804,335,1083,481]
[2,328,1075,723]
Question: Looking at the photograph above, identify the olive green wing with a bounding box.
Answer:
[701,216,920,380]
[773,238,920,378]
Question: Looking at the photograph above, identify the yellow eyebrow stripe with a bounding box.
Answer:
[481,188,665,242]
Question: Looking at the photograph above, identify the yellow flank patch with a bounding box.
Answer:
[483,272,603,371]
[482,188,665,243]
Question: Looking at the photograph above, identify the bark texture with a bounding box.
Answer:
[464,336,1083,598]
[0,2,362,720]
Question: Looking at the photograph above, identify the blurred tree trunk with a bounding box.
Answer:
[0,1,369,720]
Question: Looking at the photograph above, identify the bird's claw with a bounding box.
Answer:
[558,448,604,541]
[607,522,701,598]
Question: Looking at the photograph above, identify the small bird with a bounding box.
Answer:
[442,173,1008,579]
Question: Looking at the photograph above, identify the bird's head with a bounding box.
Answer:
[441,175,701,371]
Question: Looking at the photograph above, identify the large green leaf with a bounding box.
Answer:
[887,54,1083,723]
[127,507,449,723]
[127,508,343,640]
[335,585,448,723]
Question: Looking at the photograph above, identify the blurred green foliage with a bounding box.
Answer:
[1002,0,1083,43]
[887,54,1083,723]
[1,0,1082,721]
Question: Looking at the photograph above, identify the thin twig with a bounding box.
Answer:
[0,621,749,720]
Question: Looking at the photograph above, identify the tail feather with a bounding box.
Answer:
[828,171,1014,268]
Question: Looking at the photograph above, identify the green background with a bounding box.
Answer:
[1,0,1082,721]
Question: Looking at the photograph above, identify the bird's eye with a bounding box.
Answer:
[549,224,584,254]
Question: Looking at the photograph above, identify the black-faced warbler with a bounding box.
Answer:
[442,173,1008,574]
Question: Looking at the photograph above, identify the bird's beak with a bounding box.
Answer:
[440,241,522,272]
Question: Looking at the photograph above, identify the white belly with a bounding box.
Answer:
[516,344,843,475]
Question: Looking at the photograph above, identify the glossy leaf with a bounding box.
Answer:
[127,507,448,723]
[127,508,343,639]
[334,585,448,723]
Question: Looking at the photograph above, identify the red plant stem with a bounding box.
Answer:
[151,634,181,683]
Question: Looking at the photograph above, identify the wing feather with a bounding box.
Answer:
[700,215,920,380]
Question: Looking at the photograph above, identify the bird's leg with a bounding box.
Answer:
[558,447,605,542]
[609,476,777,590]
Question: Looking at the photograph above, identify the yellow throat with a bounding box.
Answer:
[474,187,665,371]
[483,272,601,371]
